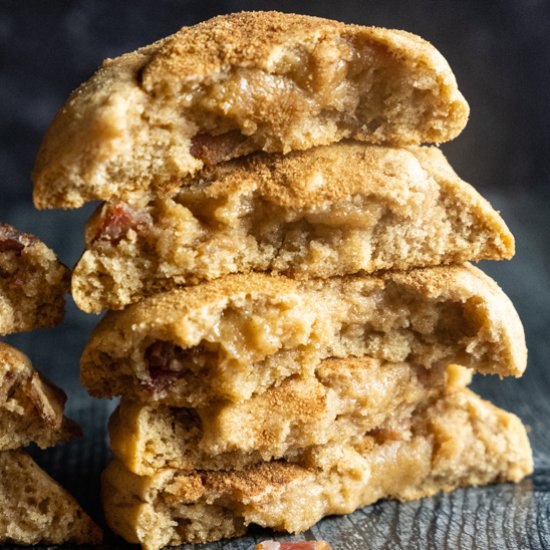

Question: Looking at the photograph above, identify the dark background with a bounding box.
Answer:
[1,1,549,548]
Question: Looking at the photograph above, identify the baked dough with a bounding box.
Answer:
[81,264,526,406]
[71,144,513,312]
[102,388,532,547]
[0,224,69,334]
[0,341,80,450]
[33,11,468,208]
[109,361,471,474]
[0,450,102,544]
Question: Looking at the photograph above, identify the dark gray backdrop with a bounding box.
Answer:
[1,1,549,548]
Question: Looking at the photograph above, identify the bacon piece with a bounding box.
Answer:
[368,427,404,444]
[8,273,26,288]
[256,542,332,550]
[144,341,208,394]
[0,225,28,254]
[0,238,24,253]
[190,130,246,166]
[144,341,181,393]
[25,372,67,430]
[94,203,151,245]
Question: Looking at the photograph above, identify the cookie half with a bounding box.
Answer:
[81,264,526,406]
[0,341,80,450]
[0,450,102,545]
[33,11,468,208]
[72,144,513,313]
[110,361,471,474]
[102,388,532,547]
[0,224,69,334]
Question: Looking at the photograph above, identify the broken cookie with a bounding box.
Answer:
[0,224,68,334]
[81,264,525,406]
[0,450,102,545]
[109,361,470,474]
[71,144,513,312]
[33,12,468,208]
[0,341,80,450]
[102,388,532,547]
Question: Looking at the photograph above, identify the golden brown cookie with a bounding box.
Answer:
[71,144,513,313]
[110,361,471,474]
[33,12,468,209]
[0,224,69,334]
[102,388,532,547]
[80,264,526,406]
[0,450,102,545]
[0,341,80,450]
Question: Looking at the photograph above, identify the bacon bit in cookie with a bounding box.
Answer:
[1,370,16,401]
[94,203,151,245]
[190,130,246,166]
[0,225,28,254]
[144,341,208,394]
[368,427,404,444]
[0,238,24,253]
[256,542,332,550]
[8,273,26,288]
[25,372,67,430]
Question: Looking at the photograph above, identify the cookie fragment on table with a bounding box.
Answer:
[0,224,69,334]
[101,388,532,547]
[0,450,102,545]
[0,341,80,450]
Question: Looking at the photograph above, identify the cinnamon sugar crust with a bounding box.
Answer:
[102,388,532,547]
[0,224,69,334]
[33,12,468,209]
[80,264,526,406]
[72,144,513,312]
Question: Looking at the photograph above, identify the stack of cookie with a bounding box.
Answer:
[0,225,102,545]
[33,12,532,549]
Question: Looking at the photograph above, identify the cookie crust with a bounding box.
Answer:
[33,12,468,208]
[0,341,80,450]
[80,264,526,406]
[102,388,532,547]
[71,144,513,313]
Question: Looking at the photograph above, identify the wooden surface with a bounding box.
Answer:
[1,1,549,548]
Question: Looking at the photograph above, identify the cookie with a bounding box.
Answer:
[33,11,468,209]
[0,341,80,450]
[80,264,526,406]
[102,388,532,547]
[110,361,470,474]
[71,144,513,313]
[0,450,102,544]
[0,224,69,334]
